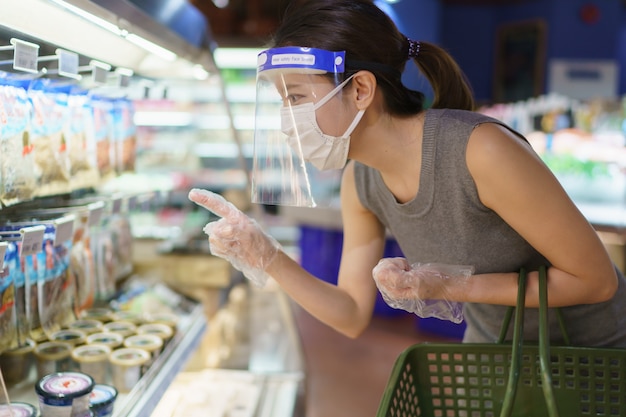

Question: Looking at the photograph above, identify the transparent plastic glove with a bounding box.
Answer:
[188,188,281,287]
[372,257,474,324]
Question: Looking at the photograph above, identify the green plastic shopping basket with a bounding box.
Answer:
[376,267,626,417]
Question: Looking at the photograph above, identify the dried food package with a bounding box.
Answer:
[70,215,97,313]
[0,241,18,352]
[37,226,77,338]
[111,98,137,174]
[21,239,45,343]
[90,97,115,181]
[8,241,31,347]
[0,84,36,206]
[28,83,71,197]
[92,222,116,302]
[109,214,133,280]
[66,92,100,191]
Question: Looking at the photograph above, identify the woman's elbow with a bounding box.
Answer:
[590,269,619,303]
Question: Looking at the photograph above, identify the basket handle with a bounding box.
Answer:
[500,266,561,417]
[499,268,528,416]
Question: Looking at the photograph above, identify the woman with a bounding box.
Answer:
[189,0,626,347]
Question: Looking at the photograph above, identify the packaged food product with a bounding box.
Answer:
[50,329,87,347]
[136,323,173,346]
[0,402,38,417]
[103,321,136,338]
[85,332,123,350]
[80,308,113,323]
[66,93,100,191]
[109,348,150,393]
[0,84,36,207]
[71,344,111,384]
[89,384,118,417]
[0,338,35,386]
[68,319,104,335]
[36,371,94,417]
[123,334,163,370]
[109,310,144,326]
[34,341,73,380]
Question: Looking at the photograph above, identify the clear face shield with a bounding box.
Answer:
[251,47,364,208]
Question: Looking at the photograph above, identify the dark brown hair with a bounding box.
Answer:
[270,0,475,113]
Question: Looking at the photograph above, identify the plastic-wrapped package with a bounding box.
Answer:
[114,98,137,173]
[0,84,36,206]
[6,240,30,347]
[92,221,116,302]
[37,226,77,338]
[66,92,100,191]
[89,97,115,181]
[70,215,97,313]
[28,81,71,197]
[0,240,18,352]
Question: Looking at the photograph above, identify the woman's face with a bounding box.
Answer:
[278,73,354,137]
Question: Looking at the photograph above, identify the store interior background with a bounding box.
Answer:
[1,0,626,416]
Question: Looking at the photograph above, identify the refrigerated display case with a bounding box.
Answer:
[0,1,305,416]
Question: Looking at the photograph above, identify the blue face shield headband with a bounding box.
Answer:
[257,46,346,76]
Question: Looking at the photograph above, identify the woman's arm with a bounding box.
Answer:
[267,161,386,338]
[462,122,618,307]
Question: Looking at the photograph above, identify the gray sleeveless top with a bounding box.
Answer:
[354,108,626,347]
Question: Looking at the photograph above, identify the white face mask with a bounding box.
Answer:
[280,75,365,171]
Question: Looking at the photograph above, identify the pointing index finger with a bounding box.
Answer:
[188,188,238,219]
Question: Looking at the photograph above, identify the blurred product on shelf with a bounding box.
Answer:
[35,371,94,417]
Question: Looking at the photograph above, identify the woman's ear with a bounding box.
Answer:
[351,70,377,110]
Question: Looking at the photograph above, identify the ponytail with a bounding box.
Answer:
[412,41,475,111]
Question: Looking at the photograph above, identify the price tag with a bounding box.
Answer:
[56,49,79,79]
[87,202,105,227]
[116,68,133,88]
[53,215,75,246]
[20,226,45,257]
[0,242,7,270]
[11,38,39,73]
[111,197,123,215]
[91,60,110,85]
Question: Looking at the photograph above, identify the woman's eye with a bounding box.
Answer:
[286,94,303,104]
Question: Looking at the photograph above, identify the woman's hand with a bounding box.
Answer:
[188,188,281,287]
[372,257,474,323]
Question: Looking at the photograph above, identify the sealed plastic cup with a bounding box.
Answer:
[68,319,104,335]
[85,332,124,350]
[109,348,150,393]
[89,384,118,417]
[0,339,35,386]
[0,401,38,417]
[36,371,95,417]
[103,321,137,339]
[35,341,73,380]
[72,344,112,384]
[51,329,87,347]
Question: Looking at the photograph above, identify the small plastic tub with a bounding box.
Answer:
[110,311,144,326]
[35,341,73,380]
[103,321,137,339]
[85,332,124,350]
[89,384,118,417]
[51,329,87,347]
[80,308,113,323]
[136,323,173,346]
[123,334,163,368]
[36,371,95,417]
[68,320,104,335]
[72,344,112,384]
[0,339,35,386]
[0,402,38,417]
[144,312,178,330]
[109,348,150,393]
